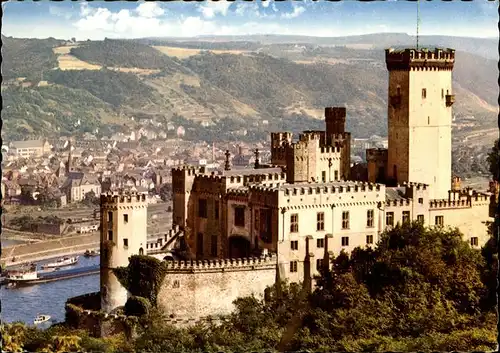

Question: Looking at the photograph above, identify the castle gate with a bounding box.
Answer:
[228,235,251,258]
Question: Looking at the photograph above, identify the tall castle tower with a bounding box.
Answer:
[100,192,148,313]
[385,48,455,199]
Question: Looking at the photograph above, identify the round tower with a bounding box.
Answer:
[100,192,148,313]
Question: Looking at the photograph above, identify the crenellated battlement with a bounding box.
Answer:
[197,173,224,183]
[319,146,342,154]
[226,172,287,185]
[100,192,148,204]
[429,199,471,209]
[172,165,198,176]
[163,254,277,272]
[386,47,455,71]
[402,181,428,190]
[227,188,249,197]
[281,181,382,197]
[299,131,322,142]
[386,198,412,207]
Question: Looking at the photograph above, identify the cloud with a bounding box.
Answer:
[235,2,271,18]
[198,0,233,19]
[262,1,271,8]
[281,3,306,19]
[48,5,73,20]
[135,2,165,18]
[79,2,94,17]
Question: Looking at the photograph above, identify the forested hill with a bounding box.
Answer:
[70,39,189,73]
[1,35,498,143]
[2,35,63,80]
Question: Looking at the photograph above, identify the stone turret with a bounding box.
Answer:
[100,192,148,314]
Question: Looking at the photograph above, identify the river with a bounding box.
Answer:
[1,254,100,325]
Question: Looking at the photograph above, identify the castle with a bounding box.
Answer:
[72,47,496,330]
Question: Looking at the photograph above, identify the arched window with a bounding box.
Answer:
[139,247,144,255]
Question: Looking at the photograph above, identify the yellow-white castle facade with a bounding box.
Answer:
[97,47,495,324]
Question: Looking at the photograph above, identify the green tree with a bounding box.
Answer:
[1,322,27,352]
[487,139,499,180]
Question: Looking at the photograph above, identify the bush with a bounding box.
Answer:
[125,296,152,317]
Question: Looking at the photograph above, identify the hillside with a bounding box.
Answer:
[2,35,498,144]
[1,84,118,140]
[70,39,187,73]
[46,69,157,108]
[1,35,62,80]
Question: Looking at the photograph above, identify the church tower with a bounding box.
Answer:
[65,139,73,175]
[385,48,455,199]
[100,192,148,313]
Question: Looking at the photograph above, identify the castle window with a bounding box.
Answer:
[107,212,113,222]
[435,215,444,226]
[366,209,374,228]
[417,214,424,223]
[341,236,349,246]
[386,212,394,227]
[428,116,430,125]
[173,280,180,288]
[108,231,113,241]
[198,199,207,218]
[197,233,204,256]
[342,211,350,229]
[139,247,144,255]
[397,87,401,96]
[123,238,128,248]
[402,211,410,223]
[291,240,298,250]
[366,234,373,245]
[316,258,324,271]
[422,88,427,99]
[123,214,128,223]
[290,214,299,233]
[211,235,218,257]
[214,201,219,220]
[334,171,339,180]
[317,212,325,231]
[441,89,444,98]
[290,261,298,273]
[470,237,478,247]
[234,206,245,227]
[418,198,424,204]
[317,238,324,248]
[322,171,326,182]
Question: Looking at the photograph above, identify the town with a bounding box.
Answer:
[1,1,498,351]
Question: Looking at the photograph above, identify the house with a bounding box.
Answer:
[10,140,52,158]
[61,172,101,203]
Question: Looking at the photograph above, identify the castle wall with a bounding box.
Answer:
[275,182,385,283]
[157,258,276,320]
[428,196,491,247]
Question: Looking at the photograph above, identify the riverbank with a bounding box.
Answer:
[2,233,99,268]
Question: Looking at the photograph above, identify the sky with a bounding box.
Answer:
[2,0,498,40]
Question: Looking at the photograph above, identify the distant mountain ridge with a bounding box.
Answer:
[1,34,497,143]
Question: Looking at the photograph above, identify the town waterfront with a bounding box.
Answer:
[1,255,100,325]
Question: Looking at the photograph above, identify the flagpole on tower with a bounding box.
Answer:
[416,0,420,50]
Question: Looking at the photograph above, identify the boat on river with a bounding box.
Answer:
[6,269,39,283]
[84,250,100,257]
[42,256,79,269]
[34,314,51,325]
